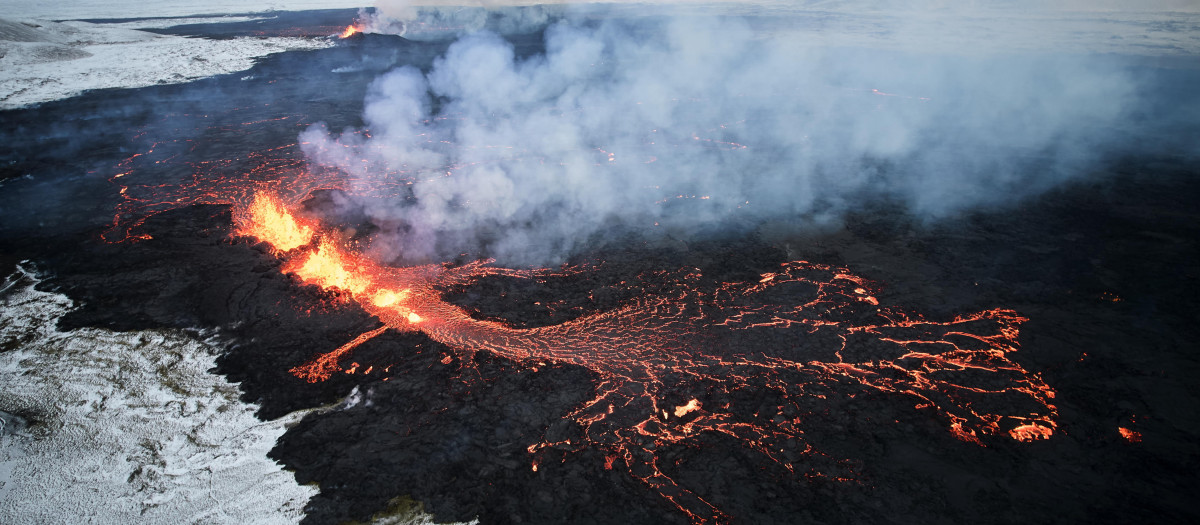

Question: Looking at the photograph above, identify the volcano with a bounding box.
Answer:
[2,3,1200,525]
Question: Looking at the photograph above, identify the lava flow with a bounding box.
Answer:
[227,186,1059,523]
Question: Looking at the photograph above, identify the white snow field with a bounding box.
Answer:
[0,266,318,523]
[0,17,337,110]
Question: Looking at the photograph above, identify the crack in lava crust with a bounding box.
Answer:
[219,188,1059,523]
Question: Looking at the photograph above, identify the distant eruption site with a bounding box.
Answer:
[100,161,1059,521]
[338,22,364,39]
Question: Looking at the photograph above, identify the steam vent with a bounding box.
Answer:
[2,3,1199,525]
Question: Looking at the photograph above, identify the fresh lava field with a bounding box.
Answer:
[2,6,1199,525]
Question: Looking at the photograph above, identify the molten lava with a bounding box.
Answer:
[287,240,372,296]
[1118,426,1143,443]
[674,399,702,418]
[237,192,314,252]
[339,24,362,39]
[218,187,1061,523]
[1009,423,1055,442]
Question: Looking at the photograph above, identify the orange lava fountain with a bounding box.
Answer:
[339,24,362,39]
[227,186,1060,523]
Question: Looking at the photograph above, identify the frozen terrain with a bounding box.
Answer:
[0,17,336,110]
[0,266,316,523]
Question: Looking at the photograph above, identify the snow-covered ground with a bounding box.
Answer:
[0,17,336,110]
[0,266,316,523]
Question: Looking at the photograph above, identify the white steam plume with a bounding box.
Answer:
[303,7,1149,266]
[355,1,558,40]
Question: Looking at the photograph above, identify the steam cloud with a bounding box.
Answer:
[302,4,1147,266]
[356,0,559,40]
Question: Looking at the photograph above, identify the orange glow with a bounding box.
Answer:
[407,312,422,324]
[339,24,362,39]
[373,289,409,307]
[288,240,371,296]
[291,326,388,383]
[1118,427,1142,443]
[674,399,702,418]
[237,192,313,252]
[949,421,983,446]
[1008,423,1054,442]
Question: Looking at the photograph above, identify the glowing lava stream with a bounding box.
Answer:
[234,190,1058,523]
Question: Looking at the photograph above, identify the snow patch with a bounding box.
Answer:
[0,17,333,110]
[97,16,273,31]
[0,265,316,523]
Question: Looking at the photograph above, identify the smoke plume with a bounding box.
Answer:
[302,4,1151,266]
[356,1,560,40]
